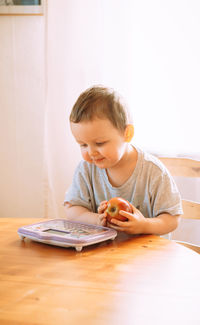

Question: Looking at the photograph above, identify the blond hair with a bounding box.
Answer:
[70,86,131,132]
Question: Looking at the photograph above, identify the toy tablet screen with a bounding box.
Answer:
[43,229,71,236]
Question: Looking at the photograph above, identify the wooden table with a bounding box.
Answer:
[0,218,199,325]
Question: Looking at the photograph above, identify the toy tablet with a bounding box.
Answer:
[18,219,117,252]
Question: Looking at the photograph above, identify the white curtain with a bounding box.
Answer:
[0,0,200,219]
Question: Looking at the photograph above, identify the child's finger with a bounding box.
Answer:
[98,214,107,226]
[107,221,124,231]
[119,210,134,220]
[110,217,130,227]
[100,200,108,205]
[98,205,105,214]
[98,205,103,213]
[129,203,137,213]
[98,203,107,214]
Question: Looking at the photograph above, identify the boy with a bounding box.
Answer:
[64,86,182,235]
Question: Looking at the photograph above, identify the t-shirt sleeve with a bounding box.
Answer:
[64,162,94,211]
[150,168,183,217]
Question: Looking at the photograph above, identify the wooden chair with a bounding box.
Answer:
[158,157,200,254]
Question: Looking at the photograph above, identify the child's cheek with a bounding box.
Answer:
[102,148,113,160]
[82,151,92,163]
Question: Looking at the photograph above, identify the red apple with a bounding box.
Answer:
[106,197,132,223]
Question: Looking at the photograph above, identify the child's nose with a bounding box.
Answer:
[88,146,98,157]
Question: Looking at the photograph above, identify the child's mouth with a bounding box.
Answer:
[93,158,105,163]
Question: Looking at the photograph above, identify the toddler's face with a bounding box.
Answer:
[70,118,128,169]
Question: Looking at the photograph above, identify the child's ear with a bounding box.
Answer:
[124,124,134,142]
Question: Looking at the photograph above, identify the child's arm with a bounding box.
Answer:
[64,203,107,226]
[108,204,180,235]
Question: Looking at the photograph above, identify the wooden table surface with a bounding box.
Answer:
[0,218,199,325]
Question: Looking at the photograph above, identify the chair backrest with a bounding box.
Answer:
[158,156,200,252]
[158,157,200,220]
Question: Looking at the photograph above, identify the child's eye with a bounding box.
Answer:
[96,142,106,146]
[80,144,87,148]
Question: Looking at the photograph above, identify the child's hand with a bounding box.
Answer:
[97,201,108,227]
[107,203,147,235]
[97,201,108,226]
[98,200,108,214]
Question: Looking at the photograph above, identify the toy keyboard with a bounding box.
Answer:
[18,219,117,252]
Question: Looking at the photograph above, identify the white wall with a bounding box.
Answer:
[0,0,199,219]
[0,15,45,218]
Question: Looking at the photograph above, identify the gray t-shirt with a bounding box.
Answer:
[64,147,183,218]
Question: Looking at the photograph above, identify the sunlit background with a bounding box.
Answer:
[0,0,199,219]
